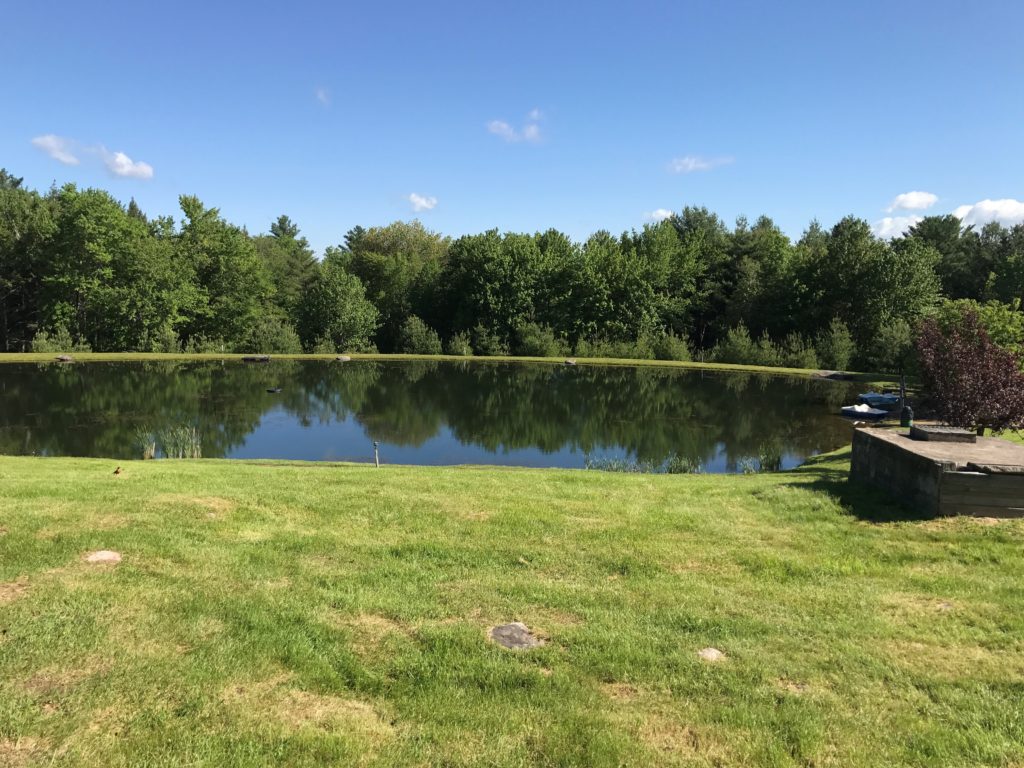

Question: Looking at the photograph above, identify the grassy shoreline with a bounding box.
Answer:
[1,449,1021,766]
[0,351,898,385]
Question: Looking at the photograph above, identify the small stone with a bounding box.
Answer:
[85,550,122,564]
[698,647,725,662]
[490,622,544,650]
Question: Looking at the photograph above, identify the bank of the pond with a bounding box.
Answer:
[0,450,1021,767]
[0,351,898,386]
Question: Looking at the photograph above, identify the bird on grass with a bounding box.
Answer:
[113,466,122,475]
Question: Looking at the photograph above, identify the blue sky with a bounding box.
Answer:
[5,0,1023,254]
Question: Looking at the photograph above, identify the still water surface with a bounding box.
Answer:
[0,360,857,472]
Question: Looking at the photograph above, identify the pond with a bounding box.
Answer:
[0,360,858,472]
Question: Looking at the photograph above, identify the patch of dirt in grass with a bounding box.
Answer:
[0,579,29,604]
[921,516,1005,531]
[776,678,810,695]
[881,592,959,616]
[151,494,237,518]
[0,526,8,536]
[885,640,1024,681]
[327,612,412,656]
[602,682,642,702]
[665,558,740,576]
[223,674,394,741]
[22,658,110,697]
[0,737,48,767]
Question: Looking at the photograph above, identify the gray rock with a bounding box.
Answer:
[490,622,544,650]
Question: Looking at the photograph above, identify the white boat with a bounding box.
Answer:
[841,404,887,419]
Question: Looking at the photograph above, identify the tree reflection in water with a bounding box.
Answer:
[0,360,857,472]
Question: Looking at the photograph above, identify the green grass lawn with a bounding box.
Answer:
[1,451,1021,767]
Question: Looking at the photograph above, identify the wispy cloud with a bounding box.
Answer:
[31,134,79,165]
[644,208,674,222]
[668,155,732,174]
[408,193,438,212]
[31,133,154,179]
[886,191,938,212]
[487,109,543,143]
[315,86,330,106]
[872,216,922,239]
[952,198,1024,228]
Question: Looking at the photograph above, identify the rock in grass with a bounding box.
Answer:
[698,647,725,662]
[490,622,544,650]
[85,550,122,564]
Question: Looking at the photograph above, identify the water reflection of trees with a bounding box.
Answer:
[0,361,856,467]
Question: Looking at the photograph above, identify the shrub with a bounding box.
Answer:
[816,318,855,371]
[399,315,443,355]
[575,336,654,360]
[31,323,91,353]
[184,335,229,354]
[710,324,757,365]
[864,318,914,374]
[310,335,338,354]
[780,333,819,370]
[240,315,303,354]
[471,324,509,356]
[515,323,569,357]
[651,332,691,361]
[148,323,181,353]
[444,331,473,356]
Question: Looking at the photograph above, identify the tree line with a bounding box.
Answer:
[2,168,1023,372]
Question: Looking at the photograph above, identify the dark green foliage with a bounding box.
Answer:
[298,257,379,352]
[815,318,856,371]
[3,167,1019,369]
[515,322,569,357]
[398,315,443,355]
[30,322,91,353]
[470,323,509,356]
[240,314,303,354]
[444,331,473,356]
[650,331,691,362]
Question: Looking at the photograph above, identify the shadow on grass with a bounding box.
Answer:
[788,448,935,523]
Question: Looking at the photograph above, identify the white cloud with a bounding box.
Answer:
[31,134,79,165]
[315,86,330,105]
[887,191,938,212]
[101,149,154,179]
[952,198,1024,228]
[487,120,518,141]
[872,215,922,239]
[521,123,541,142]
[644,208,674,222]
[487,110,543,143]
[668,155,732,174]
[408,193,438,212]
[32,133,154,179]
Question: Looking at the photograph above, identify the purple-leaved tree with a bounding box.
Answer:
[916,309,1024,435]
